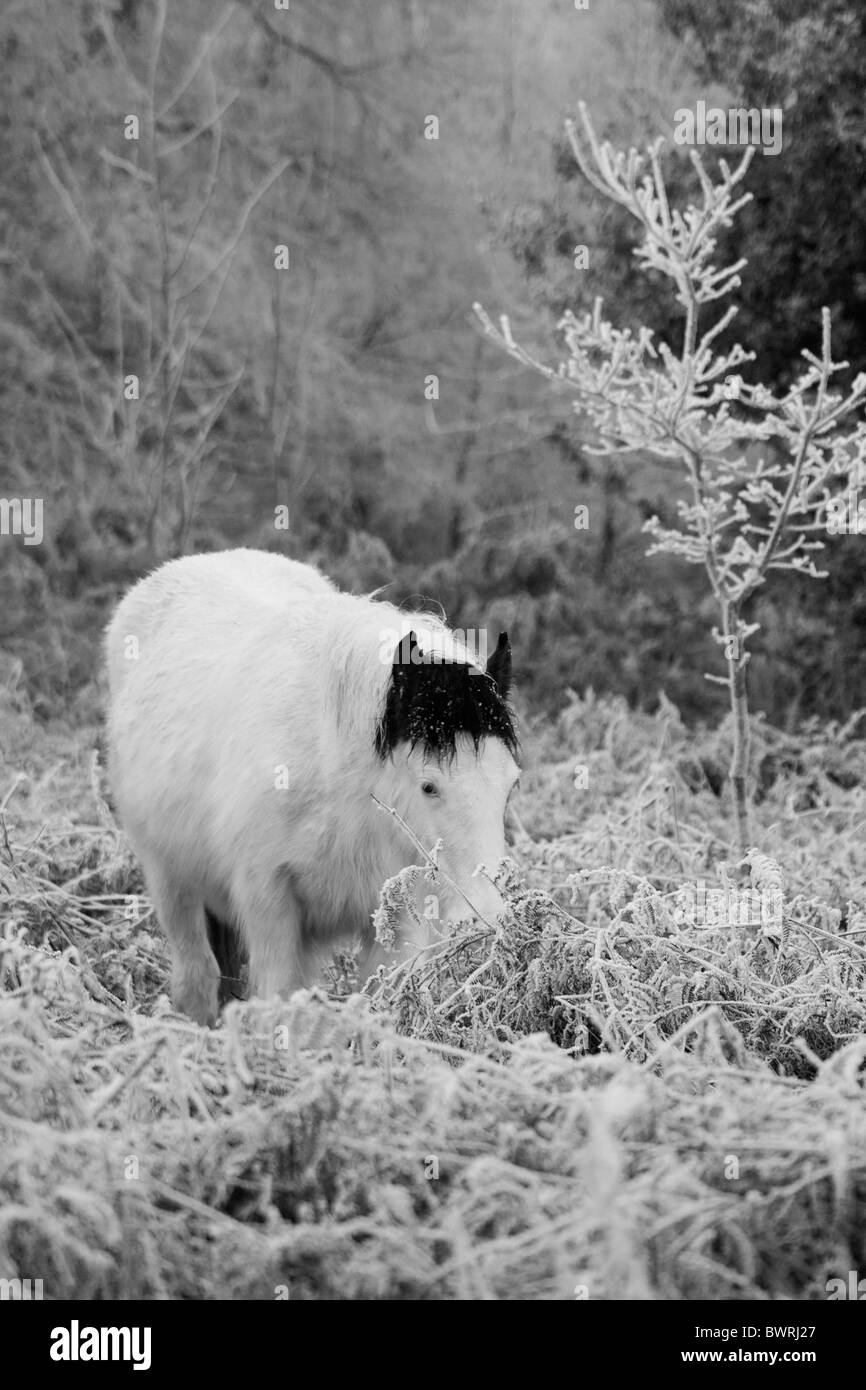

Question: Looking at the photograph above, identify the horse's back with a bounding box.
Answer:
[105,550,334,693]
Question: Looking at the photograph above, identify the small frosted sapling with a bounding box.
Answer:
[475,103,866,851]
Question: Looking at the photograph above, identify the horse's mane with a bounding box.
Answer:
[375,647,518,763]
[322,592,517,763]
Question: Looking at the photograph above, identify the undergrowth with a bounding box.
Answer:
[1,683,865,1299]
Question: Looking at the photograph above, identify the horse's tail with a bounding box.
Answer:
[205,908,248,1006]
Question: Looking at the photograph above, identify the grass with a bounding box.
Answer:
[1,678,865,1299]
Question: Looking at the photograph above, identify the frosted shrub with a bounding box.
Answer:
[476,103,866,850]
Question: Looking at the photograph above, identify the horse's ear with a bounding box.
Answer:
[393,630,421,671]
[486,631,512,698]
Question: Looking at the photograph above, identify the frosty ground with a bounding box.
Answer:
[1,683,865,1300]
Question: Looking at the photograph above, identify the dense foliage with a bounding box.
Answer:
[0,0,863,729]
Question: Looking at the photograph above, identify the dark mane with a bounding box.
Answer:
[374,638,519,764]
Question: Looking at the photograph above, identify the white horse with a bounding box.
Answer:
[104,549,520,1024]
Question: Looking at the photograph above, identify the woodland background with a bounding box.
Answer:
[1,0,865,727]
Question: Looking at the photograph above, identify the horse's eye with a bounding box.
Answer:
[421,780,439,796]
